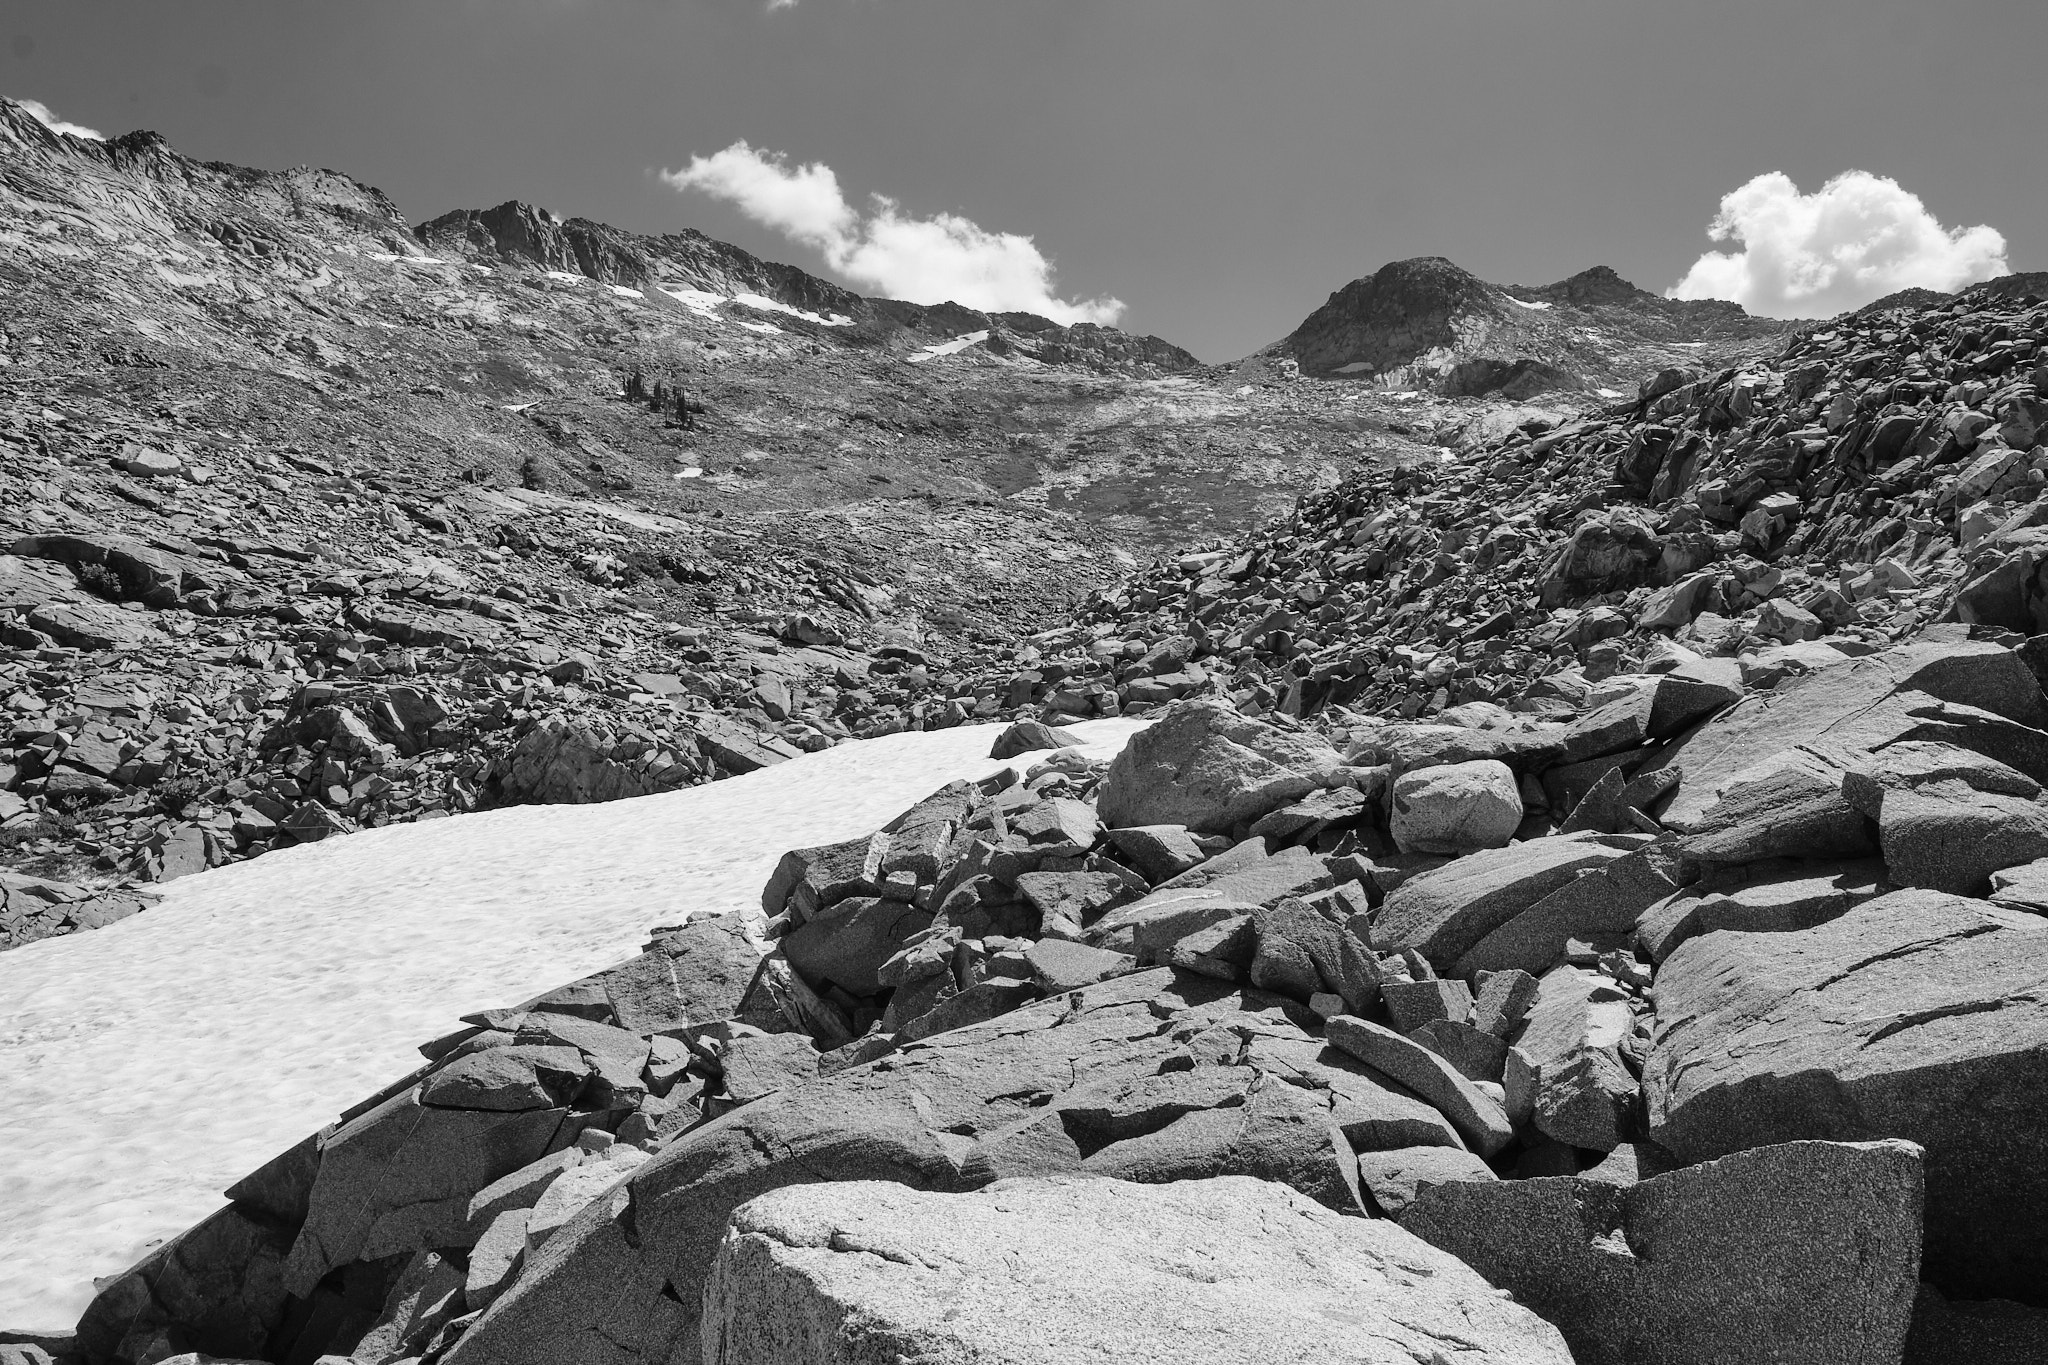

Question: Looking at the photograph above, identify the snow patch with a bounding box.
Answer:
[908,330,991,363]
[735,319,783,334]
[732,292,853,327]
[607,285,645,299]
[658,285,727,317]
[653,287,850,327]
[0,719,1149,1327]
[1503,296,1552,311]
[543,270,587,285]
[368,253,450,267]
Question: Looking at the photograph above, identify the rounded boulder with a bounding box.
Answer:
[1391,759,1523,855]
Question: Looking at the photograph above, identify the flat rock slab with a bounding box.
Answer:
[704,1175,1575,1365]
[1088,843,1331,951]
[1649,640,2048,828]
[1635,859,1888,964]
[1375,835,1628,970]
[1356,1144,1497,1217]
[1403,1139,1924,1365]
[1645,889,2048,1304]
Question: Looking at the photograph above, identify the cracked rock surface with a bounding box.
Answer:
[703,1174,1575,1365]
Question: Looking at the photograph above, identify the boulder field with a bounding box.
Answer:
[25,654,2048,1364]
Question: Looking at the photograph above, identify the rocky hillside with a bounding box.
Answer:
[0,97,1466,941]
[1257,256,1794,398]
[992,272,2048,740]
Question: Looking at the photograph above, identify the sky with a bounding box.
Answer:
[7,0,2044,361]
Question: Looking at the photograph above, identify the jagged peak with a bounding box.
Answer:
[1522,265,1652,307]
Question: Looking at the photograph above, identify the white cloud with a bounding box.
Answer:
[15,98,103,141]
[662,141,1125,326]
[1669,171,2008,317]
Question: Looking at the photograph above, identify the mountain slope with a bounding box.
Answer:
[977,273,2048,737]
[0,98,1447,918]
[1263,257,1795,398]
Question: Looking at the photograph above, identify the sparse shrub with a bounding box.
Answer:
[74,562,124,600]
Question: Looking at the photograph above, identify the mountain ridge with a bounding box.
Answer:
[1266,255,1796,399]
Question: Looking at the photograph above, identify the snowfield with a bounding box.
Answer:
[909,330,990,362]
[0,718,1147,1330]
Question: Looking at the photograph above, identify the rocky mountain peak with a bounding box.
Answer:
[1519,264,1645,307]
[420,200,651,286]
[1267,254,1794,399]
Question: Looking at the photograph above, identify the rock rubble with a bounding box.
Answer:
[45,664,2048,1363]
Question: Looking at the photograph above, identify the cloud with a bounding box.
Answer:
[1669,171,2008,318]
[15,98,103,141]
[663,141,1125,325]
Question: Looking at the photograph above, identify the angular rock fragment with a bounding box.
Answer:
[465,1209,530,1313]
[1356,1145,1497,1217]
[1513,966,1639,1152]
[987,718,1082,759]
[1873,780,2048,896]
[1095,699,1344,833]
[1088,841,1331,951]
[1990,858,2048,915]
[1457,847,1675,977]
[1078,1074,1363,1213]
[717,1032,820,1106]
[417,1044,589,1112]
[1023,938,1137,992]
[1380,977,1473,1032]
[282,1088,567,1294]
[1102,823,1210,882]
[1403,1139,1925,1365]
[1375,835,1628,970]
[604,916,772,1035]
[1407,1017,1509,1082]
[1472,967,1541,1036]
[1325,1015,1514,1156]
[780,897,933,996]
